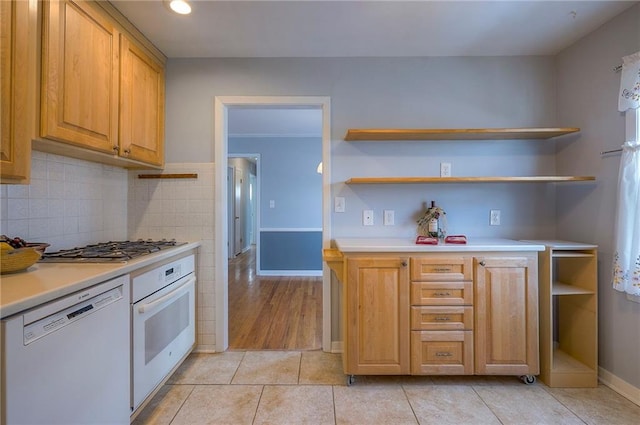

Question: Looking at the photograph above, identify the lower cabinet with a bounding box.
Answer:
[475,255,539,376]
[340,252,539,380]
[344,257,410,375]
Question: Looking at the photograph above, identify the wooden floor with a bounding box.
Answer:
[228,246,323,350]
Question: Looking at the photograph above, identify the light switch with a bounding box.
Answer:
[383,210,395,226]
[335,197,345,213]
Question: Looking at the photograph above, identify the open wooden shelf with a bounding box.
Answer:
[553,282,595,296]
[552,348,595,374]
[344,127,580,141]
[345,176,596,184]
[552,252,595,258]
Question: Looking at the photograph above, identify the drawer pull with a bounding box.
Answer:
[433,267,452,272]
[435,352,453,357]
[434,317,451,321]
[433,292,451,297]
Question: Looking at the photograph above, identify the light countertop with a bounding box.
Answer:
[334,238,546,253]
[0,241,201,319]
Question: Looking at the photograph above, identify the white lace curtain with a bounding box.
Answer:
[612,52,640,296]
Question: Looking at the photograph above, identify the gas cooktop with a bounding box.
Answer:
[39,239,187,263]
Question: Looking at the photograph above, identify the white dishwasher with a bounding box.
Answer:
[1,275,131,425]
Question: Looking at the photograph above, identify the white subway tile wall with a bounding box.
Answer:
[0,152,128,250]
[129,163,216,352]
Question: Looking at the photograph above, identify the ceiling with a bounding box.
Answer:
[111,0,637,59]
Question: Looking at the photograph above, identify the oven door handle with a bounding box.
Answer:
[137,276,196,314]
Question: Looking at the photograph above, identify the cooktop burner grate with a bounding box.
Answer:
[39,239,187,263]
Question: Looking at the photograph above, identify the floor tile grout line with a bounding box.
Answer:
[537,386,589,424]
[168,384,196,425]
[251,385,266,425]
[331,385,337,425]
[229,350,248,384]
[470,385,506,425]
[400,385,422,425]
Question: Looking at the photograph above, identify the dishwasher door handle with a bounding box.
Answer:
[137,276,196,314]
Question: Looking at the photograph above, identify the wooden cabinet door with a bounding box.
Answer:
[345,257,410,375]
[1,0,36,183]
[120,35,164,166]
[475,255,539,375]
[41,0,119,154]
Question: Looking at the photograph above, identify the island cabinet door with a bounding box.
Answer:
[344,257,410,375]
[474,255,539,375]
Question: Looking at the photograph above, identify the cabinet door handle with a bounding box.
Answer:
[434,317,451,321]
[112,145,119,153]
[401,261,407,267]
[435,352,453,357]
[433,292,451,297]
[433,267,452,272]
[123,148,131,156]
[479,261,486,267]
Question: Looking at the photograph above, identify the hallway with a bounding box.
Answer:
[228,247,322,350]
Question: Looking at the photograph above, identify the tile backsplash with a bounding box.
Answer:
[2,154,217,351]
[129,163,216,352]
[1,151,128,250]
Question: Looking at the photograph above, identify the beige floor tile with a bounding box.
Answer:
[232,351,301,384]
[334,385,418,425]
[132,384,194,425]
[404,385,501,425]
[254,385,335,425]
[545,384,640,425]
[299,351,344,385]
[170,385,263,425]
[167,351,245,384]
[475,385,585,424]
[429,374,526,386]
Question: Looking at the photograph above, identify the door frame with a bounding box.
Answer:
[214,96,332,352]
[228,153,261,265]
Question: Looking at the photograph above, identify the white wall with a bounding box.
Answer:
[166,56,560,241]
[229,136,322,229]
[556,4,640,391]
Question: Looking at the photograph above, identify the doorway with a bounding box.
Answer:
[214,96,331,352]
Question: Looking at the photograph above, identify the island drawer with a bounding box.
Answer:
[411,330,474,375]
[411,306,473,331]
[410,257,472,281]
[410,281,473,305]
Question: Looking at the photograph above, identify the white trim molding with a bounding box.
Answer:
[599,367,640,407]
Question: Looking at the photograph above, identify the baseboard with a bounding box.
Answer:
[258,270,322,277]
[599,367,640,407]
[331,340,343,354]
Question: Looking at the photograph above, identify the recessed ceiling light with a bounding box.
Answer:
[169,0,191,15]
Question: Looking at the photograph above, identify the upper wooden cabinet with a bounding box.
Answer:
[1,0,37,184]
[120,35,165,166]
[38,0,165,168]
[41,0,120,153]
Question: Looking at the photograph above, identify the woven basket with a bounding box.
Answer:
[1,247,42,274]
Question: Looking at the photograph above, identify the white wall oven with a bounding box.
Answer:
[131,254,196,411]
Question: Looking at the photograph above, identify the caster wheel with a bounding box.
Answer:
[347,375,356,386]
[520,375,536,385]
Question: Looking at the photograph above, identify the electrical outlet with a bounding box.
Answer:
[334,197,345,213]
[383,210,395,226]
[363,210,374,226]
[490,209,501,226]
[440,162,452,177]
